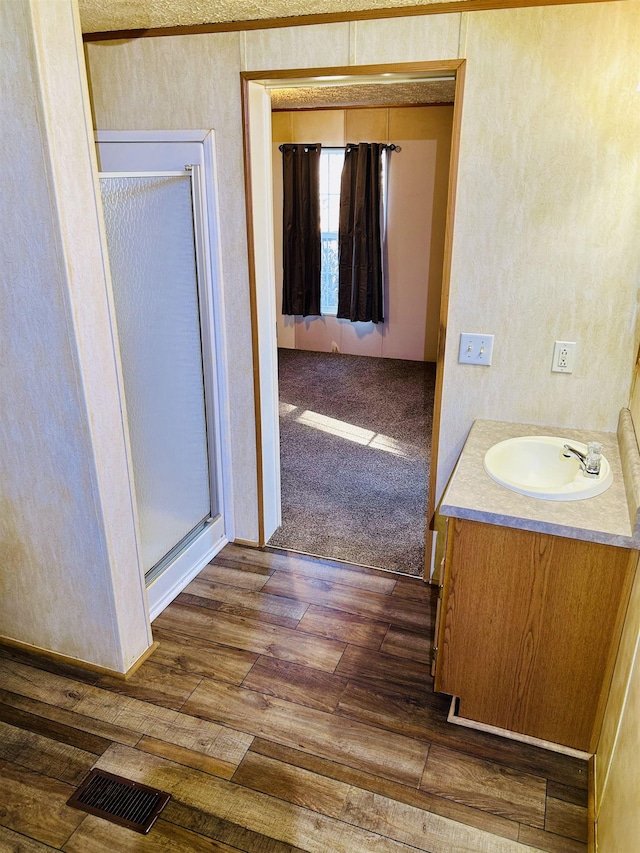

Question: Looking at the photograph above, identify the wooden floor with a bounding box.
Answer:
[0,544,588,852]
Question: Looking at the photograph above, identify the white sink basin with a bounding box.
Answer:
[483,436,613,501]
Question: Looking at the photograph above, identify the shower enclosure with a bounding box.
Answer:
[97,133,229,618]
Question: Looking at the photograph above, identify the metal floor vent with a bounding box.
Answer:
[67,769,171,834]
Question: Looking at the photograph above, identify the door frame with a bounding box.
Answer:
[96,129,235,616]
[241,61,466,575]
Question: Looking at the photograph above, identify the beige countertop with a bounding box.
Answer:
[440,413,640,549]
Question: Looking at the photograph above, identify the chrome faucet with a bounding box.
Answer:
[563,442,602,478]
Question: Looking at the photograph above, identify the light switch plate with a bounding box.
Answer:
[459,333,494,366]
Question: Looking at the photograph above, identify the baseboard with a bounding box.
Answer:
[0,634,158,681]
[233,537,260,547]
[447,696,592,760]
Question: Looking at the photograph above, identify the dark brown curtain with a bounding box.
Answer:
[337,143,384,324]
[281,143,321,316]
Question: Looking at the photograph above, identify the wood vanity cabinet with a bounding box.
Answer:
[433,517,638,753]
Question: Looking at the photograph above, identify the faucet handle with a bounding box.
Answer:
[585,442,602,475]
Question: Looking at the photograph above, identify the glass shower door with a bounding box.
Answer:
[99,171,213,582]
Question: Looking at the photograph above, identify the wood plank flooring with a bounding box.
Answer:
[0,544,588,852]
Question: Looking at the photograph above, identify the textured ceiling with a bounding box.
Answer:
[79,0,452,33]
[270,80,455,109]
[78,0,458,109]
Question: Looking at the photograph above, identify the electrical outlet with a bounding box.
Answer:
[552,340,576,373]
[458,333,494,366]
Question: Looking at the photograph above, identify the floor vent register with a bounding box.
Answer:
[67,768,171,834]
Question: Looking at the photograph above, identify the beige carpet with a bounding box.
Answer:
[267,349,435,576]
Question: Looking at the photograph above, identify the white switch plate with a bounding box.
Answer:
[459,333,494,365]
[552,340,576,373]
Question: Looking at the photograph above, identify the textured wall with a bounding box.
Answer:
[0,0,151,671]
[85,0,640,519]
[352,11,462,64]
[437,2,640,495]
[595,552,640,848]
[243,22,351,70]
[597,653,640,848]
[595,381,640,847]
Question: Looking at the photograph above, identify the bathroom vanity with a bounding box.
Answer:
[434,413,640,754]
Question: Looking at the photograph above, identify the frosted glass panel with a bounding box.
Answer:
[100,175,211,574]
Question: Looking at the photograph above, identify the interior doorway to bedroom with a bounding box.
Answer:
[241,62,465,579]
[267,100,454,577]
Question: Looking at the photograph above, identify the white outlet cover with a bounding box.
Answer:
[552,340,576,373]
[459,333,494,366]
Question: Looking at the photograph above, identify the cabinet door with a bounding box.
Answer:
[435,518,636,752]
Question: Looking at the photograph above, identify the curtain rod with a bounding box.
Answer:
[278,143,401,151]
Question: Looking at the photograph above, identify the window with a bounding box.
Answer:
[319,148,345,315]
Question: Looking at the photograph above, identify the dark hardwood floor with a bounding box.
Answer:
[0,544,588,851]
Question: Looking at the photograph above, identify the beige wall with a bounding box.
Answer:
[0,0,151,672]
[594,553,640,849]
[86,1,640,524]
[438,3,640,490]
[594,376,640,848]
[272,106,453,362]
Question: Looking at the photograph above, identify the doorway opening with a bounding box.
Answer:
[242,62,465,578]
[268,102,452,575]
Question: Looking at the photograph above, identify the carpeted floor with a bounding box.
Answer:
[267,349,435,576]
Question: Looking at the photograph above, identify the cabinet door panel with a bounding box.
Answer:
[436,519,636,752]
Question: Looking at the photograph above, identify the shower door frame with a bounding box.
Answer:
[96,130,234,619]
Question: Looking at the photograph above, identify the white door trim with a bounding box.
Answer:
[242,62,465,572]
[246,82,282,543]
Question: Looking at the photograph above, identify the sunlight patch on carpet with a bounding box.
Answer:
[295,409,411,457]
